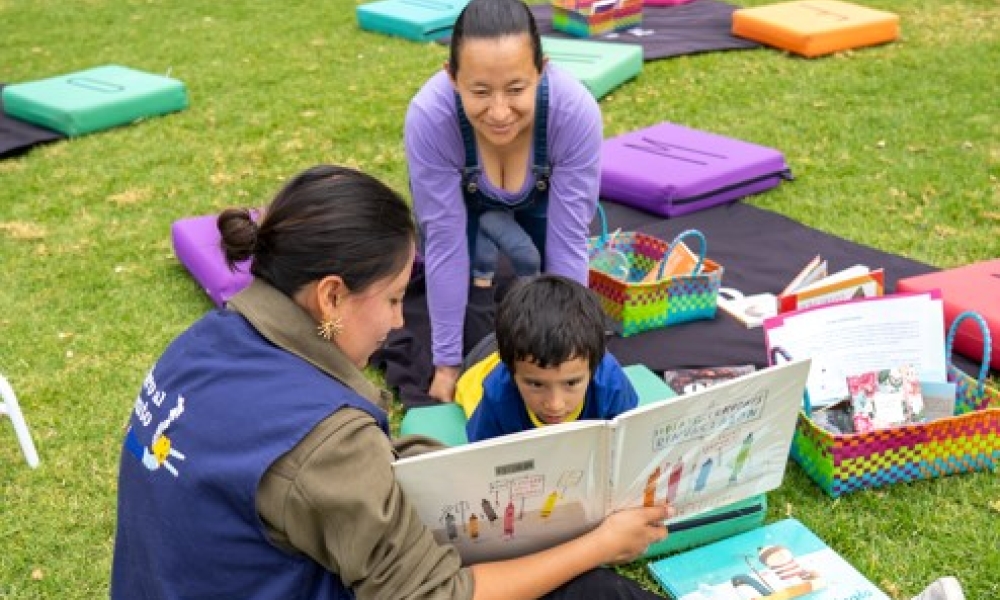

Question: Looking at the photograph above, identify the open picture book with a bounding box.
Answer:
[393,359,811,564]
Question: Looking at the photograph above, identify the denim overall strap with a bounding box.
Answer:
[529,73,550,193]
[457,73,551,269]
[515,73,550,259]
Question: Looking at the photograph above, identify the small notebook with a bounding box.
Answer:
[648,518,890,600]
[896,259,1000,370]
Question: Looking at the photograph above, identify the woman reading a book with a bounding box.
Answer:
[111,164,674,600]
[399,0,603,405]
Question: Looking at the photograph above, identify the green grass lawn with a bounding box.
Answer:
[1,0,998,597]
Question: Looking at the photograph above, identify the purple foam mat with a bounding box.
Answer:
[170,212,426,307]
[171,214,252,307]
[600,121,792,218]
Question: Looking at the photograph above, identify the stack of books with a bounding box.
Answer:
[716,254,884,329]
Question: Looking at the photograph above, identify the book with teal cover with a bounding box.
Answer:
[648,518,890,600]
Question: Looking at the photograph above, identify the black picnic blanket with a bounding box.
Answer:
[374,200,980,408]
[0,84,66,159]
[530,0,762,62]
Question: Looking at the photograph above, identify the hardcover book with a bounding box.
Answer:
[778,263,885,314]
[393,360,810,564]
[663,365,757,395]
[779,254,828,297]
[648,518,891,600]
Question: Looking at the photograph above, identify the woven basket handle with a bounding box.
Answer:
[656,229,707,279]
[594,203,609,247]
[769,346,792,363]
[770,346,814,415]
[591,203,623,252]
[945,310,992,396]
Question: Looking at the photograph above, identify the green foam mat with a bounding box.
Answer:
[542,36,643,99]
[356,0,471,42]
[399,402,470,447]
[2,65,188,137]
[623,363,678,406]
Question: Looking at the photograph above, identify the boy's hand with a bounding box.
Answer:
[594,503,675,565]
[429,365,460,403]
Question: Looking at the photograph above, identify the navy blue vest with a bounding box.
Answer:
[457,73,551,268]
[112,309,387,600]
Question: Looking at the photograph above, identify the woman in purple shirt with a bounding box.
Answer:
[405,0,602,402]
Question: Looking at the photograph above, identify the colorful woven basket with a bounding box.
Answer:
[788,311,1000,498]
[587,206,723,337]
[552,0,643,38]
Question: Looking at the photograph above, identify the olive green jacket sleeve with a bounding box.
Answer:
[230,280,474,600]
[257,410,474,600]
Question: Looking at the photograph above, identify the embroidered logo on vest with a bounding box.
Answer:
[124,369,187,477]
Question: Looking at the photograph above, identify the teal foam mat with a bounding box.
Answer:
[357,0,471,42]
[542,36,643,99]
[2,65,188,137]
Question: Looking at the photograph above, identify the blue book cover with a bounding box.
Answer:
[648,518,890,600]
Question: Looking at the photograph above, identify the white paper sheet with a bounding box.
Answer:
[763,292,947,408]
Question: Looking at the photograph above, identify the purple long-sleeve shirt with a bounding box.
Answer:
[405,65,602,367]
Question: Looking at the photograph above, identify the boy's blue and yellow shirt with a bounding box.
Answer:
[455,351,639,442]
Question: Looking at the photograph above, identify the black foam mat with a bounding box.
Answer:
[530,0,762,62]
[0,83,66,159]
[374,200,981,408]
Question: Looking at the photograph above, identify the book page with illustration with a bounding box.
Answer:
[609,360,810,523]
[393,421,610,564]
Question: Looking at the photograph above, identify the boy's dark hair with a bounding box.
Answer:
[448,0,543,78]
[496,274,607,374]
[218,164,416,298]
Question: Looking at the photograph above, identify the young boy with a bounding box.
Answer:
[455,274,639,442]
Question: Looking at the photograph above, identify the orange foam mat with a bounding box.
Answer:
[732,0,899,58]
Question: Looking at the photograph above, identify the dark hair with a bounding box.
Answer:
[449,0,543,78]
[496,274,607,374]
[218,164,416,297]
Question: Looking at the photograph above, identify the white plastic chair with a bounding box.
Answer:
[0,373,40,468]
